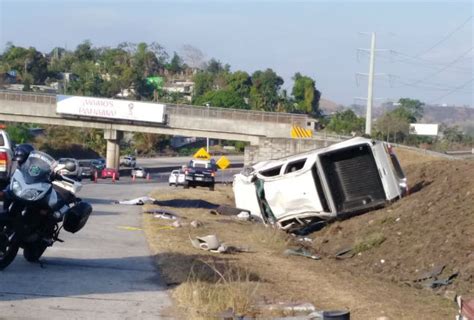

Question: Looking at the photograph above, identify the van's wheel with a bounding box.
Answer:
[23,242,48,262]
[0,227,19,270]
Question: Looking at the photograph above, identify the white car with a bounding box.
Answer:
[168,170,185,186]
[131,167,148,178]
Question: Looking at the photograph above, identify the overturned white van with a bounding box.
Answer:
[233,137,408,231]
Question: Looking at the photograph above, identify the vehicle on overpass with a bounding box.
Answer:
[233,137,408,231]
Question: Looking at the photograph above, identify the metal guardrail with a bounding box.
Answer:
[0,90,57,105]
[390,143,465,160]
[0,90,308,125]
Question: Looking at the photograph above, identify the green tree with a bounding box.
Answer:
[249,69,284,111]
[226,71,251,97]
[167,52,184,74]
[193,71,214,98]
[194,89,248,109]
[291,73,321,116]
[375,111,410,143]
[326,110,365,135]
[396,98,424,123]
[5,124,32,144]
[1,45,48,84]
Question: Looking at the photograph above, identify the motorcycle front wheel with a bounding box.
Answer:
[0,227,19,270]
[23,242,48,262]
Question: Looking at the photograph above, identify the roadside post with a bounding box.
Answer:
[94,171,98,183]
[132,174,136,182]
[146,173,151,180]
[112,172,116,183]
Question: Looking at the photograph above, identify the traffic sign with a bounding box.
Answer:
[193,147,211,160]
[216,156,231,170]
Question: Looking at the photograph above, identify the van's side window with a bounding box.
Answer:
[284,159,306,174]
[260,166,282,177]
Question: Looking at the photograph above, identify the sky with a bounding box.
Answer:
[0,0,473,107]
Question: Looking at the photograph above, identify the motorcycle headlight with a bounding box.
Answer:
[11,179,22,196]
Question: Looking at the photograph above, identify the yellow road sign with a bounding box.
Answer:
[291,126,313,139]
[193,147,211,160]
[216,156,231,170]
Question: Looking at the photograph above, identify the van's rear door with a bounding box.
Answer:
[372,142,405,200]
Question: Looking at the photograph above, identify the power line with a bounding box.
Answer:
[428,78,474,103]
[416,15,473,57]
[390,51,472,73]
[403,46,473,86]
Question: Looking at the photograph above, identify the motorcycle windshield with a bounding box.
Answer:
[20,151,55,184]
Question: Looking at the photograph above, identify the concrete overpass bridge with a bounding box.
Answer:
[0,91,341,166]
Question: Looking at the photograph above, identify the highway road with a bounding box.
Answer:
[0,180,174,320]
[134,154,244,169]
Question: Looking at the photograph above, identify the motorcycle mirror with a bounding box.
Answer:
[65,161,76,172]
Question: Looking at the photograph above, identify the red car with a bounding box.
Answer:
[101,168,120,180]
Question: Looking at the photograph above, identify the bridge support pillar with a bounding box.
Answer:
[104,129,122,169]
[244,137,335,166]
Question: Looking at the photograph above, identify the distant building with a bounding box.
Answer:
[163,79,194,101]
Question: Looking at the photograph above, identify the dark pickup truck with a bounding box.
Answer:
[183,159,216,191]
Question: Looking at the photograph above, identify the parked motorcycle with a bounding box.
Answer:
[0,150,92,270]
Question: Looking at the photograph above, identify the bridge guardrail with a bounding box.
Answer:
[165,103,308,125]
[0,90,308,126]
[0,90,57,105]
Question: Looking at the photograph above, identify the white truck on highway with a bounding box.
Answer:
[233,137,408,231]
[0,130,14,189]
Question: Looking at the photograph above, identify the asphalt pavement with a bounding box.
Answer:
[0,180,173,320]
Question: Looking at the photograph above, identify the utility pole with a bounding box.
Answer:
[365,32,376,136]
[205,103,210,152]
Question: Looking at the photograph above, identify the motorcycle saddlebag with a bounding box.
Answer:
[63,202,92,233]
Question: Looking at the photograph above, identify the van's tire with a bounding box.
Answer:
[23,242,48,262]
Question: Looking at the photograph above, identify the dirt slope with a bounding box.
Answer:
[312,149,474,296]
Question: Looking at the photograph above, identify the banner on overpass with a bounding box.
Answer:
[56,95,166,124]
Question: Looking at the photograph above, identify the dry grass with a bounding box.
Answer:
[173,259,260,319]
[353,232,386,254]
[142,173,459,319]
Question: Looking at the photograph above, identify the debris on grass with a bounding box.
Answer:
[283,248,321,260]
[191,220,203,228]
[114,196,157,205]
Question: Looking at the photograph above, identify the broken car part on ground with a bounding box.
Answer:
[233,137,408,231]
